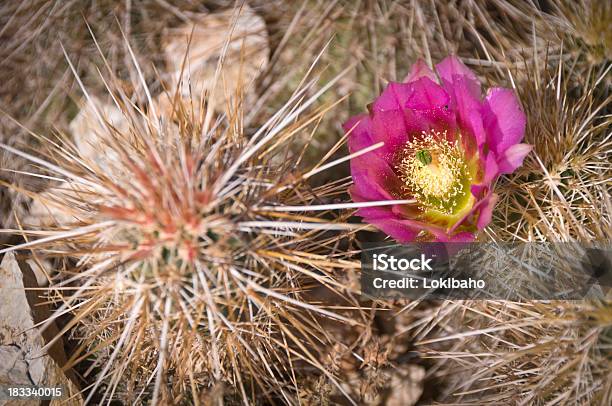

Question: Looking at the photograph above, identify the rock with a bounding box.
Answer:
[161,4,269,111]
[68,96,129,172]
[25,259,52,287]
[24,96,128,231]
[152,91,210,126]
[0,346,32,387]
[0,346,42,406]
[23,190,79,230]
[0,252,82,405]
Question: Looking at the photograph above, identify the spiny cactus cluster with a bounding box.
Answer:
[0,1,610,405]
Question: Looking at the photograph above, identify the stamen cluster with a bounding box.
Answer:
[397,130,469,214]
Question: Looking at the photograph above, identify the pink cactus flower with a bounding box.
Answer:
[345,56,531,242]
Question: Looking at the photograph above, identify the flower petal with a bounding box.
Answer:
[405,77,450,110]
[365,216,420,243]
[370,101,457,157]
[357,208,453,243]
[372,78,449,112]
[355,205,395,219]
[350,153,403,201]
[483,88,527,154]
[355,206,423,243]
[404,59,437,83]
[371,82,412,112]
[436,232,475,243]
[476,193,498,230]
[470,183,487,199]
[436,56,481,100]
[371,109,414,156]
[448,190,496,234]
[436,57,486,146]
[397,218,453,240]
[497,143,532,174]
[344,114,374,154]
[364,78,455,157]
[345,112,422,161]
[483,152,499,183]
[463,104,487,148]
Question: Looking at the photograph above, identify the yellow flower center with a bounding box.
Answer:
[397,130,471,214]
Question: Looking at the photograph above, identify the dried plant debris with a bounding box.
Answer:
[490,54,612,242]
[494,0,612,70]
[402,299,612,405]
[161,4,269,111]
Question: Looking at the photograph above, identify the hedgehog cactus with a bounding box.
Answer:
[0,65,365,404]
